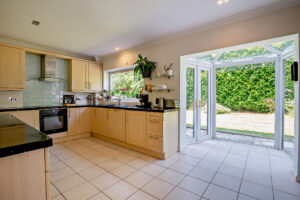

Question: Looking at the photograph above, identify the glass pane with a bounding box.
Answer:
[284,59,295,156]
[186,68,195,138]
[270,40,294,52]
[217,47,273,64]
[111,71,144,98]
[44,116,64,131]
[200,70,208,136]
[216,63,275,147]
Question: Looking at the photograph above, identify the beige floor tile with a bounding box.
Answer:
[141,164,166,177]
[79,166,106,180]
[50,183,60,198]
[90,172,120,190]
[90,155,111,164]
[110,164,136,179]
[53,174,86,193]
[103,180,138,200]
[69,160,95,172]
[142,178,175,200]
[158,169,185,185]
[51,160,67,172]
[169,161,194,174]
[164,187,200,200]
[178,176,208,196]
[98,159,122,171]
[114,154,136,163]
[52,194,65,200]
[124,171,153,188]
[127,159,150,169]
[64,156,87,166]
[89,193,111,200]
[63,182,99,200]
[50,167,76,182]
[127,190,157,200]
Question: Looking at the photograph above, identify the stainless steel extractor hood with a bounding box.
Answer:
[40,55,57,82]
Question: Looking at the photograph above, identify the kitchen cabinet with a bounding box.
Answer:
[68,59,102,92]
[68,107,90,135]
[108,109,126,142]
[146,112,163,152]
[88,62,102,91]
[68,59,88,92]
[0,148,49,200]
[11,110,39,130]
[0,45,25,90]
[126,110,147,148]
[91,108,109,137]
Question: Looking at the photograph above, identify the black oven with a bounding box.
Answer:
[39,109,68,134]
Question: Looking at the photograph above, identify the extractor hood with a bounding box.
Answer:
[40,55,57,82]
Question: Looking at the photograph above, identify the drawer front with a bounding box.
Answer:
[147,113,163,136]
[146,135,162,153]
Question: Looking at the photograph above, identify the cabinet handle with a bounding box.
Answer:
[149,119,160,123]
[149,135,159,139]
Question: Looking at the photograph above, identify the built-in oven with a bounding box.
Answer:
[39,109,68,134]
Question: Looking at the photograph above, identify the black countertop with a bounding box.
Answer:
[0,104,179,113]
[0,114,52,158]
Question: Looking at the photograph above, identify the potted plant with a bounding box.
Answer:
[134,54,156,78]
[119,88,128,101]
[164,63,173,77]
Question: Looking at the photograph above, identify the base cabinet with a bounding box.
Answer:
[108,109,126,142]
[91,108,109,137]
[126,111,147,148]
[11,110,39,130]
[68,107,90,136]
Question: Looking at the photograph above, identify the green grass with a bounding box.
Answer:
[186,123,294,140]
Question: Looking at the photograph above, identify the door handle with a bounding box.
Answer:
[198,100,201,109]
[195,100,198,109]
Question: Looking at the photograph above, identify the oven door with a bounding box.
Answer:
[40,109,67,134]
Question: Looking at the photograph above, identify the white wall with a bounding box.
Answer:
[102,5,300,178]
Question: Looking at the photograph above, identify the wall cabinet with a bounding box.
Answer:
[126,111,147,148]
[108,109,126,142]
[68,59,102,92]
[11,110,39,130]
[68,107,90,135]
[91,108,109,137]
[0,45,25,90]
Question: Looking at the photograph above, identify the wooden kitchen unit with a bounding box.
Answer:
[92,108,178,159]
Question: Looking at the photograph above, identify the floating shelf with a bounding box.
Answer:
[147,74,174,80]
[147,89,174,93]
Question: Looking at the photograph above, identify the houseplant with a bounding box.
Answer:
[164,63,173,76]
[134,54,156,78]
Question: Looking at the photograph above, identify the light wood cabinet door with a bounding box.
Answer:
[0,45,25,90]
[79,107,91,133]
[68,59,88,91]
[88,62,101,91]
[109,109,125,142]
[11,110,39,130]
[91,108,109,136]
[147,113,163,136]
[147,135,163,153]
[68,108,80,135]
[126,111,147,148]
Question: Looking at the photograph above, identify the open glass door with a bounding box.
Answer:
[197,68,210,140]
[283,58,295,156]
[185,66,197,143]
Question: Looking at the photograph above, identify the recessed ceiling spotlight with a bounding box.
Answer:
[115,47,120,51]
[31,20,40,26]
[217,0,229,5]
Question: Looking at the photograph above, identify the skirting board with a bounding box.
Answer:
[53,133,91,144]
[92,133,165,160]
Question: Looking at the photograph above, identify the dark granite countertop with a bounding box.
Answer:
[0,114,52,158]
[0,104,179,113]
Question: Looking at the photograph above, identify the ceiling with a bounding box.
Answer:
[0,0,298,58]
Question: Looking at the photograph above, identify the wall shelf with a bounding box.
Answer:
[146,74,174,80]
[147,89,174,93]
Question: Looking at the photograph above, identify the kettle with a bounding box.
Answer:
[158,98,166,109]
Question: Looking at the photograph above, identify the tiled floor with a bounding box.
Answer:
[50,137,300,200]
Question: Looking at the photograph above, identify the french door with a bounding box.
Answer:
[185,65,211,143]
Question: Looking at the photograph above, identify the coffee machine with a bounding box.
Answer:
[137,94,152,108]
